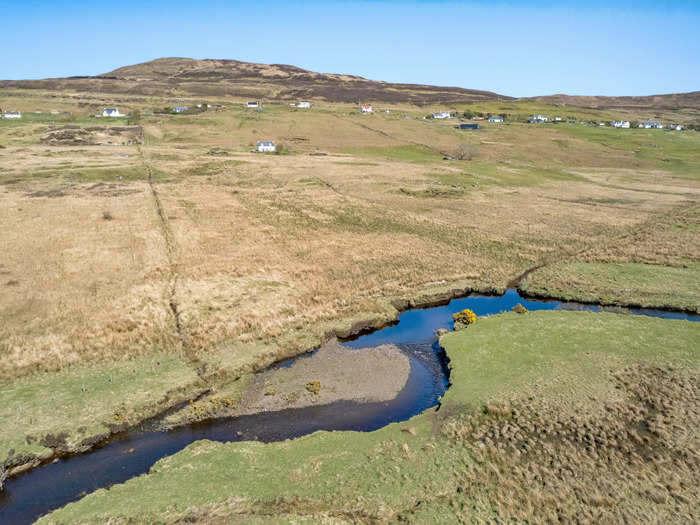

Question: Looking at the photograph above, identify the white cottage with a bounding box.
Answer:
[431,111,451,119]
[488,116,504,123]
[611,120,631,128]
[361,105,373,114]
[102,108,122,117]
[530,115,548,123]
[3,111,22,119]
[297,101,311,109]
[257,141,275,153]
[247,101,260,108]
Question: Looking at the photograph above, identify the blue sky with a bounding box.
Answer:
[1,1,699,97]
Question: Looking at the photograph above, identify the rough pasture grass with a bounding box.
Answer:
[520,261,700,312]
[38,311,700,524]
[341,144,443,163]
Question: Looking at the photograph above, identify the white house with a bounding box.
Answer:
[554,116,563,121]
[257,141,275,153]
[246,101,259,108]
[431,111,451,119]
[642,121,663,129]
[361,105,373,113]
[668,124,683,131]
[488,116,504,123]
[530,115,548,123]
[102,108,122,117]
[3,111,22,119]
[611,120,631,128]
[297,101,311,109]
[173,106,188,113]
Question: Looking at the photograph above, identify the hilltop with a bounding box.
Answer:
[0,57,508,105]
[2,57,699,112]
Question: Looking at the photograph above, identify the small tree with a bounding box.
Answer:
[455,143,480,161]
[127,109,141,125]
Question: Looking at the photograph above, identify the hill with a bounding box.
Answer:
[0,57,508,105]
[523,91,700,111]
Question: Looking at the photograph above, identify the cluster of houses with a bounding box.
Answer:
[612,120,682,130]
[2,110,22,119]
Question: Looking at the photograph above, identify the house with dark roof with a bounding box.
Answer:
[102,108,122,117]
[173,106,188,113]
[488,116,504,123]
[247,101,259,108]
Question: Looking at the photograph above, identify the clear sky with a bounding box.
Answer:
[2,0,699,97]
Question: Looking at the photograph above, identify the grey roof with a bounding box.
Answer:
[257,141,275,146]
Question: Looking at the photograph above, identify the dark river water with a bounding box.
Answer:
[1,289,697,524]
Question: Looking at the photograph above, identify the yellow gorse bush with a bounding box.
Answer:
[453,308,477,325]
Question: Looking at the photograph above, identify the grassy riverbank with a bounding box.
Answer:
[520,261,700,312]
[39,311,700,523]
[0,353,205,474]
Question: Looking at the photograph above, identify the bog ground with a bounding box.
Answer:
[1,78,699,523]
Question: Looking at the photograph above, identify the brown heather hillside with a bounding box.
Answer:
[0,57,508,105]
[523,91,700,110]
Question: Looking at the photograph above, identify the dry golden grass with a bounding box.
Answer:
[1,90,699,380]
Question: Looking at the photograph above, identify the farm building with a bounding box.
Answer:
[488,116,504,122]
[102,108,122,117]
[668,124,683,131]
[641,121,663,129]
[3,111,22,119]
[529,115,548,123]
[458,123,479,130]
[432,111,451,119]
[257,141,276,153]
[173,106,188,113]
[247,101,260,108]
[361,105,373,113]
[611,120,631,128]
[297,101,311,109]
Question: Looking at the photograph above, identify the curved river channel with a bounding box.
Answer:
[2,289,698,524]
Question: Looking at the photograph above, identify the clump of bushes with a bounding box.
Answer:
[512,303,528,314]
[305,381,321,395]
[454,143,480,161]
[453,308,477,330]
